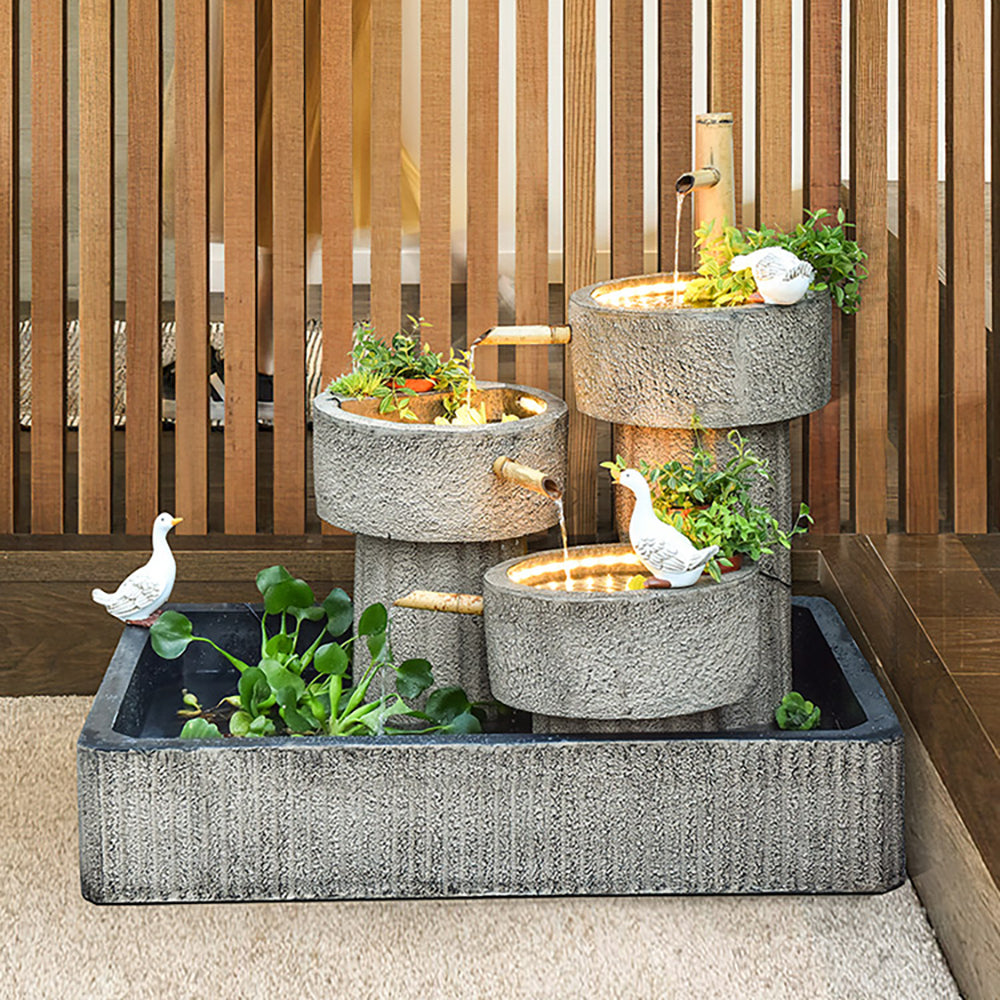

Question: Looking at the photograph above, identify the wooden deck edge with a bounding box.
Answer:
[809,537,1000,1000]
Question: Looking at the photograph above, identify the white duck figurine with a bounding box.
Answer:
[617,469,719,588]
[729,246,814,305]
[92,512,183,626]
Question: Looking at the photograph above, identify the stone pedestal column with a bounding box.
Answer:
[313,383,568,700]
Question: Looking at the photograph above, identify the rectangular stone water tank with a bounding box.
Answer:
[78,597,904,903]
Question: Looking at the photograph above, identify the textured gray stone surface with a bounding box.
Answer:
[353,533,523,702]
[568,280,832,427]
[76,597,906,902]
[609,421,793,732]
[483,549,763,719]
[313,383,568,542]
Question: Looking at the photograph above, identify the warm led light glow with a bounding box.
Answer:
[592,279,690,311]
[518,396,546,415]
[508,550,645,586]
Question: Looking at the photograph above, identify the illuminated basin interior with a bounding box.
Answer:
[507,543,662,593]
[339,385,547,424]
[589,272,697,311]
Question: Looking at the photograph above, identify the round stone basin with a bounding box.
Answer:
[312,382,568,543]
[568,274,832,428]
[483,543,764,720]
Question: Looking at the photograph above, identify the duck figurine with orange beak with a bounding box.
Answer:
[92,512,183,626]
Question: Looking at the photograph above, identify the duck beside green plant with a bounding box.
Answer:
[602,425,812,583]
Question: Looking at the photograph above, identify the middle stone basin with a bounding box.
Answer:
[483,543,763,721]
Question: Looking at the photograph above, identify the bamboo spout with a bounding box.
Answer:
[470,325,572,348]
[493,456,562,499]
[394,590,485,615]
[675,166,720,194]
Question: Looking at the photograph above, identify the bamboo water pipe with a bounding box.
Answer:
[394,590,484,615]
[470,325,572,348]
[493,456,562,498]
[676,112,737,244]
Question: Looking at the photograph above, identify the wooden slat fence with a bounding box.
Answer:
[1,0,996,539]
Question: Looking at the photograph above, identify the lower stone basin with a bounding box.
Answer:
[77,597,904,902]
[483,543,763,719]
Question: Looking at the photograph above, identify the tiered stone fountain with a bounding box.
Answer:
[76,113,904,905]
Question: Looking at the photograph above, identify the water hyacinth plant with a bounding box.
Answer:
[151,565,484,738]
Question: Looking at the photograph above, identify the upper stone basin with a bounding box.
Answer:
[313,382,568,543]
[568,275,832,428]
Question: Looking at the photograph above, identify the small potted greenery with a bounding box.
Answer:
[683,208,867,313]
[602,426,812,582]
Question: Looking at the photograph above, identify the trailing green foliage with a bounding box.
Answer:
[150,565,484,739]
[327,315,477,421]
[602,422,812,582]
[775,691,821,731]
[683,208,867,313]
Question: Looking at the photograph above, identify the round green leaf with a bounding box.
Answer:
[228,711,252,737]
[293,605,327,622]
[424,685,472,724]
[440,711,482,734]
[263,578,315,615]
[313,642,349,677]
[357,602,388,637]
[150,611,195,660]
[249,715,275,736]
[367,630,387,662]
[259,657,305,698]
[238,666,271,716]
[256,564,292,596]
[323,588,353,637]
[264,633,294,659]
[395,658,434,699]
[179,717,223,740]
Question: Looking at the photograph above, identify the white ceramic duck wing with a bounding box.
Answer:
[631,525,718,576]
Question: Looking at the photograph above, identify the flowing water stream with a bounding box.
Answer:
[672,189,689,306]
[553,497,573,590]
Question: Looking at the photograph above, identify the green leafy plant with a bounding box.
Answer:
[775,691,821,730]
[683,208,867,313]
[150,565,484,739]
[602,423,812,582]
[328,316,480,421]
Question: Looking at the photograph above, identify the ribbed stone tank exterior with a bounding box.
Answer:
[312,383,568,699]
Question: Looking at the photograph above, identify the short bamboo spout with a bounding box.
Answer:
[394,590,484,615]
[493,456,562,499]
[470,325,572,348]
[675,166,721,194]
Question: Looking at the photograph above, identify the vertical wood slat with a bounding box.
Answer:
[803,0,841,532]
[125,0,161,534]
[466,0,498,381]
[849,0,888,532]
[370,0,402,337]
[174,0,209,534]
[610,0,643,278]
[898,0,939,533]
[564,0,597,538]
[993,0,1000,530]
[419,0,451,355]
[514,0,549,389]
[223,0,257,533]
[708,0,742,225]
[320,0,353,539]
[78,0,114,534]
[272,0,306,535]
[945,0,987,532]
[0,0,17,532]
[31,0,66,533]
[659,0,691,268]
[756,0,793,231]
[321,0,353,386]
